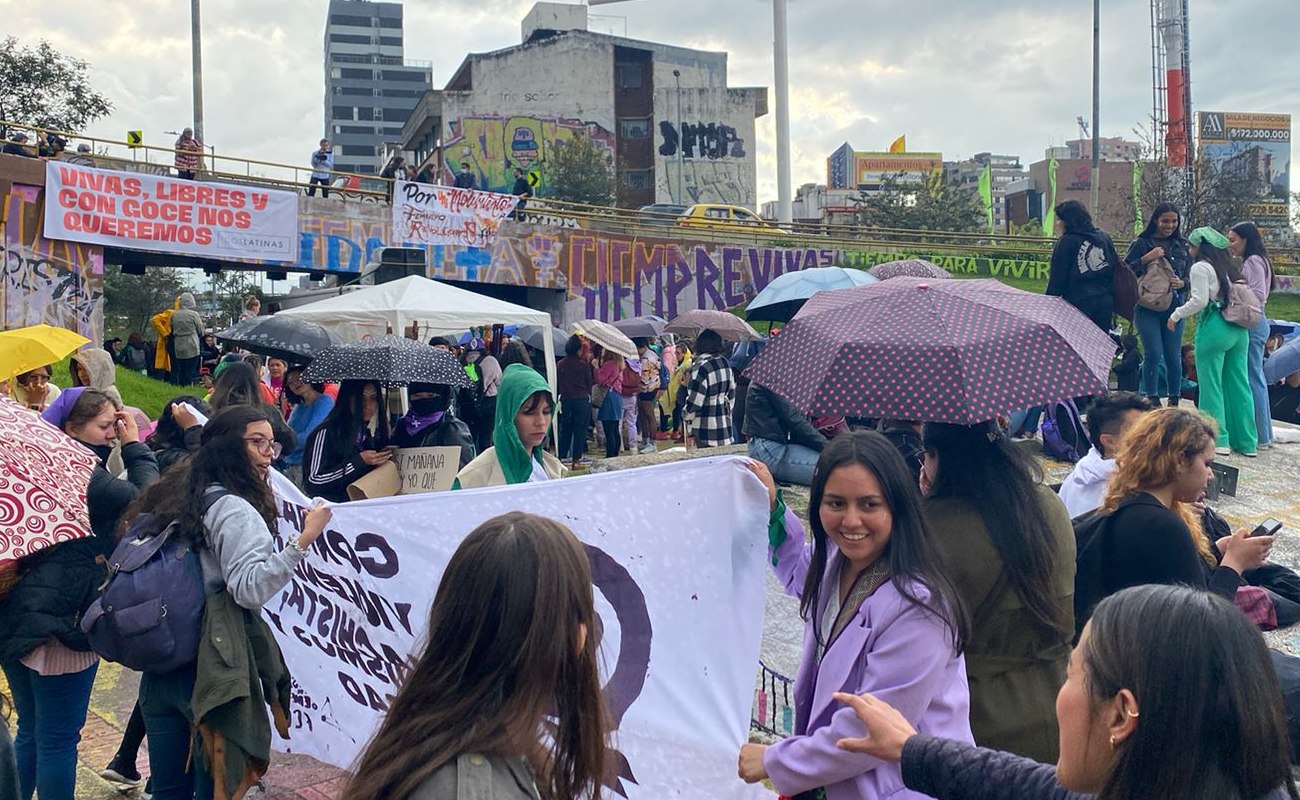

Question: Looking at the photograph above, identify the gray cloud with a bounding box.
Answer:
[14,0,1297,204]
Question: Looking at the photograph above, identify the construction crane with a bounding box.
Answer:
[1077,116,1090,140]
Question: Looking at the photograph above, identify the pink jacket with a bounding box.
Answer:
[764,510,973,800]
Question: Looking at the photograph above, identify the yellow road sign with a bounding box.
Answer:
[126,131,143,148]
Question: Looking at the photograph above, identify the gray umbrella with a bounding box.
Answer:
[302,335,472,387]
[215,316,342,364]
[517,325,568,353]
[664,309,762,341]
[611,315,668,338]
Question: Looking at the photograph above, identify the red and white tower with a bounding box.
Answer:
[1151,0,1193,168]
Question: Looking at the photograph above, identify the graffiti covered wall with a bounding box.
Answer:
[440,115,616,196]
[2,182,104,341]
[653,87,763,208]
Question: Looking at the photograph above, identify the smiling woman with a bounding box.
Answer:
[739,431,970,800]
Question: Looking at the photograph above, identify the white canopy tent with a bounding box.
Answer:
[277,275,557,392]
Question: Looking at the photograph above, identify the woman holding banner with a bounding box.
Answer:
[345,512,609,800]
[454,364,564,489]
[739,431,971,800]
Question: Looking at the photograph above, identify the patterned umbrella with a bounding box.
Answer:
[868,259,953,281]
[664,309,762,342]
[745,267,878,323]
[302,335,472,388]
[611,315,668,339]
[0,394,97,562]
[744,278,1115,425]
[216,316,342,364]
[572,319,637,358]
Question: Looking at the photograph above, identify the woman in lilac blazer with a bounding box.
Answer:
[740,431,973,800]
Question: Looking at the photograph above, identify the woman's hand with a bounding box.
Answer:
[1143,246,1165,263]
[736,743,768,783]
[1170,278,1185,289]
[831,691,917,763]
[359,448,392,466]
[115,410,140,444]
[744,459,778,511]
[1166,317,1178,332]
[171,402,199,430]
[300,502,333,548]
[1219,529,1272,574]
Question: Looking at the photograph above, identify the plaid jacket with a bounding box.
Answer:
[683,354,735,447]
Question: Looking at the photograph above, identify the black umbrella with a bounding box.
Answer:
[517,325,568,353]
[216,316,342,364]
[611,315,668,338]
[302,335,472,388]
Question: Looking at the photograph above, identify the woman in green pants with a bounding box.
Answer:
[1168,227,1257,456]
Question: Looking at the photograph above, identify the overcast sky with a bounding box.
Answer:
[11,0,1297,206]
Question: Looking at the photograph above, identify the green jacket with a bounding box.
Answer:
[192,591,292,800]
[454,364,556,488]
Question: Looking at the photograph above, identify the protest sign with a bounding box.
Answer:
[393,446,460,494]
[391,180,518,248]
[267,458,770,799]
[43,161,298,261]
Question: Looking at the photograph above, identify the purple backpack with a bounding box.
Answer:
[1040,399,1089,464]
[80,490,227,673]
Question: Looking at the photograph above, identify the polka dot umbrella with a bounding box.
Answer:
[743,277,1116,425]
[302,335,472,388]
[868,259,953,281]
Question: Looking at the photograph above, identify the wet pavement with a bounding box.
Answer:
[8,423,1300,798]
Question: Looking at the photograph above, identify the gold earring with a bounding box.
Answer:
[1109,734,1117,748]
[1125,709,1140,718]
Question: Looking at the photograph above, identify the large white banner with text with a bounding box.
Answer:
[391,180,518,248]
[267,458,772,799]
[43,161,298,261]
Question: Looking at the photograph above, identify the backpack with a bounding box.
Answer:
[1220,280,1263,329]
[1136,257,1176,312]
[80,489,228,674]
[1040,399,1089,463]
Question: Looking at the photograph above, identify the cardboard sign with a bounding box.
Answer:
[394,446,460,494]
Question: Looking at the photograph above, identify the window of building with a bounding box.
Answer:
[379,36,403,47]
[341,145,375,157]
[382,70,430,82]
[619,118,651,139]
[616,63,643,89]
[330,105,353,120]
[329,13,372,27]
[340,87,371,96]
[329,33,371,45]
[623,170,652,189]
[340,68,371,80]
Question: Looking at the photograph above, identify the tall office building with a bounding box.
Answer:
[323,0,432,175]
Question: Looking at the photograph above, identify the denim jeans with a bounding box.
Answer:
[2,659,98,800]
[1247,316,1274,446]
[558,397,591,460]
[1134,305,1184,401]
[748,437,821,487]
[140,666,212,800]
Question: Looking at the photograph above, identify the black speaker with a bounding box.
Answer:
[121,263,146,276]
[266,270,288,281]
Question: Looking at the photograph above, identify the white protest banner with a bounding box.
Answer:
[391,180,518,248]
[268,458,771,799]
[43,161,298,262]
[393,446,460,494]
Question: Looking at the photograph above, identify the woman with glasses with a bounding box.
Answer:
[122,404,332,800]
[303,380,391,502]
[12,365,60,412]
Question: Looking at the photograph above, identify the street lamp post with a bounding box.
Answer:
[773,0,793,223]
[1090,0,1100,214]
[191,0,205,142]
[673,69,683,205]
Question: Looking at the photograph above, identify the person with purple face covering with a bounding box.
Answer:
[392,382,476,469]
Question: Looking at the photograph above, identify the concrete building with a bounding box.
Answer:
[760,183,860,226]
[945,152,1027,231]
[398,2,767,208]
[323,0,433,175]
[1066,136,1142,162]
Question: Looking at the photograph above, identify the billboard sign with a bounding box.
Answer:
[853,152,943,189]
[1198,111,1291,227]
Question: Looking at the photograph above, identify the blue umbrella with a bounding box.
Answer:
[745,267,878,323]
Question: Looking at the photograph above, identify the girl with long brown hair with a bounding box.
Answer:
[1073,408,1270,634]
[346,512,608,800]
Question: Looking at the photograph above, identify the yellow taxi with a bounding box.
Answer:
[675,204,788,233]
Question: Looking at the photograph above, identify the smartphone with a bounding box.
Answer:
[1251,518,1283,538]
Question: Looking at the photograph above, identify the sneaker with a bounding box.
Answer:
[1215,446,1231,456]
[1235,450,1258,458]
[638,442,657,454]
[577,456,593,465]
[1259,442,1275,450]
[100,759,142,788]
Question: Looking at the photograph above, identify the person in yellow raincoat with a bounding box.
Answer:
[662,347,692,442]
[149,297,181,381]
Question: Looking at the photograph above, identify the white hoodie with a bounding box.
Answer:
[1058,447,1116,518]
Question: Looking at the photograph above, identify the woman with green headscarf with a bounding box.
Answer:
[1168,227,1258,456]
[453,364,566,489]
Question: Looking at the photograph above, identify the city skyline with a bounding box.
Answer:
[10,0,1297,207]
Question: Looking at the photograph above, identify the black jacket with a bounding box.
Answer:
[391,414,476,469]
[150,424,204,473]
[0,440,158,662]
[742,384,826,451]
[1047,228,1118,304]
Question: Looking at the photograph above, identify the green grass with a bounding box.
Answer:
[49,357,201,420]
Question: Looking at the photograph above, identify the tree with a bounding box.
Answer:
[852,172,983,236]
[102,265,187,340]
[207,271,262,329]
[546,132,616,207]
[0,37,113,133]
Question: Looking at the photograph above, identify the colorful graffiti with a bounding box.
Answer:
[2,183,104,341]
[440,116,616,195]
